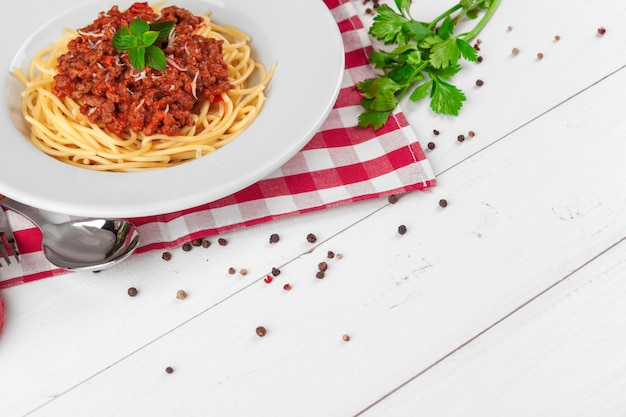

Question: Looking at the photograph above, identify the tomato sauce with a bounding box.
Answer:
[53,2,232,136]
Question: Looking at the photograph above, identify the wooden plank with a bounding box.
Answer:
[0,197,389,417]
[359,237,626,416]
[18,60,626,417]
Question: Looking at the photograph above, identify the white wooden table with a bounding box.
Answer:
[2,0,626,416]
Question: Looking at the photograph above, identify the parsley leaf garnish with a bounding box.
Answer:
[357,0,501,129]
[112,19,174,72]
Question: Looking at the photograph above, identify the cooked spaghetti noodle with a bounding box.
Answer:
[14,2,274,172]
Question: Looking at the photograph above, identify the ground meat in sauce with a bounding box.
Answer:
[53,2,232,136]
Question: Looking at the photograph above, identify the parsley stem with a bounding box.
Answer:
[428,4,462,30]
[460,0,502,41]
[398,62,430,100]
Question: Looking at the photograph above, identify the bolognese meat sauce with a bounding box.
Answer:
[53,2,232,136]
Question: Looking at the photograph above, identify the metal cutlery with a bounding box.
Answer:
[0,208,20,268]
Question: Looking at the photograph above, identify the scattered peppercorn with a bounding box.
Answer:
[176,290,187,300]
[512,47,520,56]
[269,233,280,243]
[218,238,228,246]
[475,79,484,87]
[201,240,211,248]
[182,243,192,252]
[433,129,440,135]
[127,287,138,297]
[161,252,172,261]
[283,283,292,291]
[239,269,248,276]
[228,267,236,275]
[342,334,351,342]
[427,141,436,150]
[318,261,328,272]
[468,130,475,138]
[165,367,174,374]
[256,326,267,337]
[316,271,325,279]
[477,56,483,63]
[457,134,465,142]
[388,194,399,204]
[336,253,343,260]
[263,275,273,284]
[307,233,317,243]
[507,25,513,31]
[554,35,561,41]
[537,52,544,60]
[597,27,606,35]
[271,267,281,276]
[439,199,448,208]
[398,225,407,235]
[191,238,202,247]
[327,251,335,259]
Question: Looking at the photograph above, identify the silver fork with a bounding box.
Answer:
[0,208,21,268]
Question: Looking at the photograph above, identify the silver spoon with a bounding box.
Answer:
[0,196,139,271]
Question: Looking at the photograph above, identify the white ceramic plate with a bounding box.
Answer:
[0,0,344,217]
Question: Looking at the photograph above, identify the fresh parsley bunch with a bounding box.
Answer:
[112,19,174,72]
[357,0,501,129]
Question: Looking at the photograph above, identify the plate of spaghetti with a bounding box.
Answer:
[1,0,344,217]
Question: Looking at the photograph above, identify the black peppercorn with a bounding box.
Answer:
[398,225,407,235]
[307,233,317,243]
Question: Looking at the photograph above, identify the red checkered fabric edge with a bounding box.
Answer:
[0,0,436,289]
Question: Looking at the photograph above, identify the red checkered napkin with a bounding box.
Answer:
[0,0,436,289]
